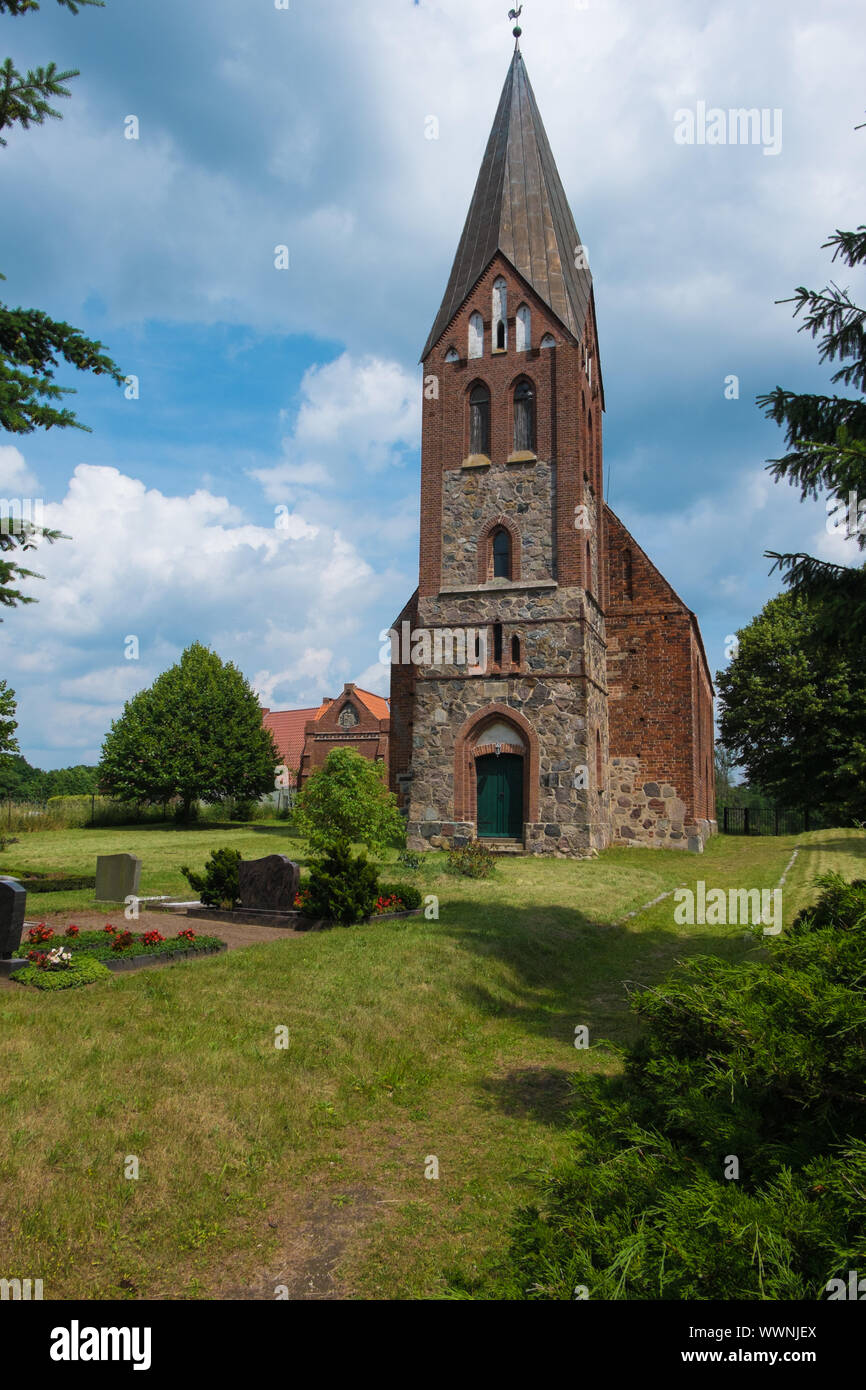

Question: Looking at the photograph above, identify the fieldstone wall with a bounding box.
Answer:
[610,756,710,853]
[405,584,610,857]
[442,460,554,588]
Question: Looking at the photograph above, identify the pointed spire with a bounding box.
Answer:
[422,49,592,360]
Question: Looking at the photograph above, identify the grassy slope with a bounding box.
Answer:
[0,826,862,1300]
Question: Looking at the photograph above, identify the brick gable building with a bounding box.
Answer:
[263,684,389,791]
[389,47,716,855]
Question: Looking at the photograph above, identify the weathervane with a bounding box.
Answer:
[509,6,523,45]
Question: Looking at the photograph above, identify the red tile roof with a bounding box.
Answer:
[262,708,319,778]
[262,689,389,784]
[354,688,390,721]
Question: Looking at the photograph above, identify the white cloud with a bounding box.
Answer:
[0,445,39,495]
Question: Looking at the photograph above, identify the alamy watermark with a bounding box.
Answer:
[827,492,866,539]
[674,103,782,157]
[380,623,488,672]
[0,498,45,534]
[674,881,782,935]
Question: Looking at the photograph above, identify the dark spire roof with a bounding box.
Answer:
[422,48,593,361]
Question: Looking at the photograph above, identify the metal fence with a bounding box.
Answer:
[720,805,812,836]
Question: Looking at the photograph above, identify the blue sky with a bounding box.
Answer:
[1,0,864,768]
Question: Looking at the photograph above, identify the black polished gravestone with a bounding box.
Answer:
[238,855,300,913]
[0,878,26,960]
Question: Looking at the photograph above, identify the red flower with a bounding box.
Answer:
[65,925,80,938]
[103,924,116,934]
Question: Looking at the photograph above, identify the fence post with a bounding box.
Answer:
[774,806,780,836]
[723,806,728,834]
[744,806,751,836]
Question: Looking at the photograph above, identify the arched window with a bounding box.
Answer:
[516,304,531,352]
[511,634,521,667]
[492,528,511,580]
[586,408,594,484]
[513,379,535,453]
[445,346,459,363]
[493,277,508,351]
[469,383,491,457]
[468,312,484,359]
[540,333,556,349]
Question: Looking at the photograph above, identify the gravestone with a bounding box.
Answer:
[95,853,142,903]
[238,855,300,913]
[0,878,26,960]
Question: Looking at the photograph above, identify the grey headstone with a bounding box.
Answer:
[238,855,300,912]
[95,853,142,903]
[0,878,26,960]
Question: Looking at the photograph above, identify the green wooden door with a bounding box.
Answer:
[476,754,524,839]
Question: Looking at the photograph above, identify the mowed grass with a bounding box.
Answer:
[0,825,863,1300]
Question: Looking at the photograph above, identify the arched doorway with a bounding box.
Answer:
[476,753,524,839]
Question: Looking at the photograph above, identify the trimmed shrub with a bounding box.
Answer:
[181,848,242,908]
[376,882,423,911]
[467,872,866,1301]
[12,956,112,991]
[447,840,496,879]
[304,840,379,926]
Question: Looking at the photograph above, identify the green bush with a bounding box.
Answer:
[397,850,422,872]
[469,872,866,1301]
[304,840,379,926]
[447,840,496,879]
[180,847,242,908]
[377,882,423,911]
[12,956,112,991]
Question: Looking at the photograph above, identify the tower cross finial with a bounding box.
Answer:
[508,6,523,46]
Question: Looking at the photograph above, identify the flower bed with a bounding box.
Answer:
[20,923,223,963]
[12,956,113,992]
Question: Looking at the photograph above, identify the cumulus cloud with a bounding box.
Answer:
[5,455,406,763]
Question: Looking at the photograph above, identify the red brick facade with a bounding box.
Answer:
[387,49,715,856]
[264,685,389,791]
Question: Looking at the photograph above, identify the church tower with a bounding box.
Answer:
[390,44,612,855]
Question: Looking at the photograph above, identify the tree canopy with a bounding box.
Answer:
[759,120,866,643]
[716,590,866,820]
[1,0,120,623]
[294,748,404,854]
[98,644,280,819]
[0,678,18,755]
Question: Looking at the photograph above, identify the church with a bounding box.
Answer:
[388,43,716,857]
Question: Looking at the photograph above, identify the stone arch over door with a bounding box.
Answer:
[454,703,540,831]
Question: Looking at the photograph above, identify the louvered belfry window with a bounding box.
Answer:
[514,379,535,452]
[469,383,491,456]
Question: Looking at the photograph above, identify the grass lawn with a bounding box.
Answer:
[0,823,863,1300]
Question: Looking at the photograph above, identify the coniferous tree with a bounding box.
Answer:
[759,118,866,642]
[0,0,121,611]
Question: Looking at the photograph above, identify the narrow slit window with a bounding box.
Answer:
[492,528,511,580]
[511,635,521,666]
[493,623,503,667]
[469,383,491,456]
[514,379,535,453]
[468,312,484,359]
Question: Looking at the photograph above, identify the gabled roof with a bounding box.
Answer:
[422,48,594,361]
[262,708,320,776]
[354,688,390,721]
